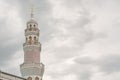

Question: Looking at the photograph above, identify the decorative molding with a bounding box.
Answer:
[25,30,39,36]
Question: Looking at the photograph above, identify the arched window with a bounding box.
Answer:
[34,36,36,40]
[34,24,36,31]
[27,77,32,80]
[29,36,32,44]
[34,24,36,27]
[35,77,39,80]
[26,37,28,42]
[34,36,37,44]
[27,25,29,28]
[29,24,32,31]
[30,24,32,27]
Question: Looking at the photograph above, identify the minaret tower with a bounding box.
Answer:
[20,2,44,80]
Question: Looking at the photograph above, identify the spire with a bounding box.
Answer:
[27,0,37,24]
[30,0,34,19]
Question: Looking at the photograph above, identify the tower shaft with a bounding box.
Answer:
[20,3,44,80]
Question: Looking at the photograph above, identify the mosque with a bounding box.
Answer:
[0,2,44,80]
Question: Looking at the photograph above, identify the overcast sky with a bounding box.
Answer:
[0,0,120,80]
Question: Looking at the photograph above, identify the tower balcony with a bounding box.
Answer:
[20,63,44,69]
[25,29,39,36]
[20,63,45,77]
[23,42,41,46]
[23,42,41,51]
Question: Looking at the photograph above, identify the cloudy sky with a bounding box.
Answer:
[0,0,120,80]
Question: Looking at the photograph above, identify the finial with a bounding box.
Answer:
[30,0,34,19]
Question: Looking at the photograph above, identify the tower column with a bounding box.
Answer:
[20,3,44,80]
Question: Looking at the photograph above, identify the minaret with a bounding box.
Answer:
[20,3,44,80]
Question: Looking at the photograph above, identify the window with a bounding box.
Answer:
[35,77,39,80]
[29,36,32,44]
[34,24,36,27]
[27,77,32,80]
[30,24,32,27]
[34,24,37,31]
[34,36,37,44]
[34,36,36,41]
[26,37,28,42]
[29,24,32,31]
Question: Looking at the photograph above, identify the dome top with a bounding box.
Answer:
[27,19,38,24]
[27,3,38,24]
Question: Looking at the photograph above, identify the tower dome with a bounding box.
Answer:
[27,19,38,25]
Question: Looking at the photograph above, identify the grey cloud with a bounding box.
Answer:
[67,64,92,80]
[74,56,94,65]
[46,11,94,60]
[41,4,96,80]
[63,0,83,9]
[72,54,120,80]
[0,1,23,68]
[75,54,120,74]
[79,70,92,80]
[0,41,22,67]
[47,63,92,80]
[97,54,120,73]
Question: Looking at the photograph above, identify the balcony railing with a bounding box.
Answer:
[23,42,41,47]
[25,29,39,36]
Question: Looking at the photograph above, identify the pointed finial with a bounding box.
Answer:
[30,0,34,19]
